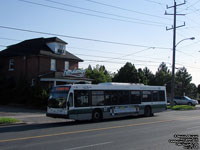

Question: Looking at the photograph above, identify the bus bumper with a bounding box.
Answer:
[46,113,69,119]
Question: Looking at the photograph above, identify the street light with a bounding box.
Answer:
[170,37,195,107]
[176,37,195,47]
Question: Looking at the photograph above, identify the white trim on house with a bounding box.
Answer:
[50,59,56,71]
[8,58,14,71]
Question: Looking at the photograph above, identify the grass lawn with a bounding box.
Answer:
[0,118,20,125]
[167,105,195,110]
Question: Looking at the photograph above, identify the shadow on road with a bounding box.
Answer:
[0,115,156,133]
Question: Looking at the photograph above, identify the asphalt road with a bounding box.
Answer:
[0,109,200,150]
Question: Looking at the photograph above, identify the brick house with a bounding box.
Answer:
[0,37,91,87]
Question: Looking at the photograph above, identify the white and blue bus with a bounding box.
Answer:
[46,83,167,121]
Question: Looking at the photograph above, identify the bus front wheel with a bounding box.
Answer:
[92,109,102,122]
[144,106,152,117]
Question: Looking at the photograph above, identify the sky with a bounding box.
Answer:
[0,0,200,85]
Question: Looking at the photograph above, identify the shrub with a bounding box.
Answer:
[0,118,19,124]
[168,105,195,110]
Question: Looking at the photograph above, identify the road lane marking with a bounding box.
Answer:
[64,141,113,150]
[0,119,174,143]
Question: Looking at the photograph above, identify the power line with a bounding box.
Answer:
[68,46,125,55]
[186,0,200,9]
[0,37,172,61]
[176,49,196,58]
[0,41,171,64]
[143,0,164,5]
[0,45,7,47]
[72,49,199,69]
[0,38,169,64]
[0,25,170,49]
[83,59,160,67]
[19,0,164,27]
[0,36,196,63]
[85,0,172,21]
[68,45,171,62]
[0,35,196,60]
[179,0,200,14]
[44,0,169,26]
[0,38,169,54]
[68,46,171,60]
[0,37,21,41]
[74,53,170,65]
[1,42,199,70]
[103,47,154,62]
[82,59,200,70]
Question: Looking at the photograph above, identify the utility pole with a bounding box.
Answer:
[165,0,186,107]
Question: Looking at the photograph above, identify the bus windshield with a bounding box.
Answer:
[48,86,71,108]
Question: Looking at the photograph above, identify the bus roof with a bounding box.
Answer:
[56,83,166,91]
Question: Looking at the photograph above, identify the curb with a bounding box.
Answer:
[0,122,26,127]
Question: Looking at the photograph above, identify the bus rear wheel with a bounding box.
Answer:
[144,106,152,117]
[92,109,102,122]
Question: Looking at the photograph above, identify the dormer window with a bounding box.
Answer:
[57,44,65,54]
[47,42,65,55]
[59,44,64,50]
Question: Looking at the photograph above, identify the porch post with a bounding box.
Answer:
[53,80,56,87]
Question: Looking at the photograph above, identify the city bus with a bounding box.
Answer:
[46,83,167,121]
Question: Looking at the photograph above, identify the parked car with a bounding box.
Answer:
[173,96,198,106]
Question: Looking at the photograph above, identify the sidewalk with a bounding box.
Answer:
[0,105,70,125]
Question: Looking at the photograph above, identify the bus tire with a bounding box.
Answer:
[92,109,102,122]
[144,106,152,117]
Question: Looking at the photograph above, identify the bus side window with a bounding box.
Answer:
[142,91,152,102]
[130,91,141,104]
[74,90,89,107]
[152,91,159,101]
[69,93,73,107]
[159,91,165,101]
[91,91,105,106]
[105,91,118,105]
[118,91,129,105]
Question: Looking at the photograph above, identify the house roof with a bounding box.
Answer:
[45,37,68,44]
[0,37,82,62]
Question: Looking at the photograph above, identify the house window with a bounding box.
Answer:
[65,61,69,70]
[50,59,56,71]
[31,79,35,86]
[57,44,65,54]
[9,59,14,71]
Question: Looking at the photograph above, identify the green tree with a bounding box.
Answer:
[154,62,171,93]
[85,65,112,84]
[137,68,147,84]
[186,83,197,98]
[175,67,192,96]
[142,67,154,85]
[112,62,138,83]
[197,84,200,94]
